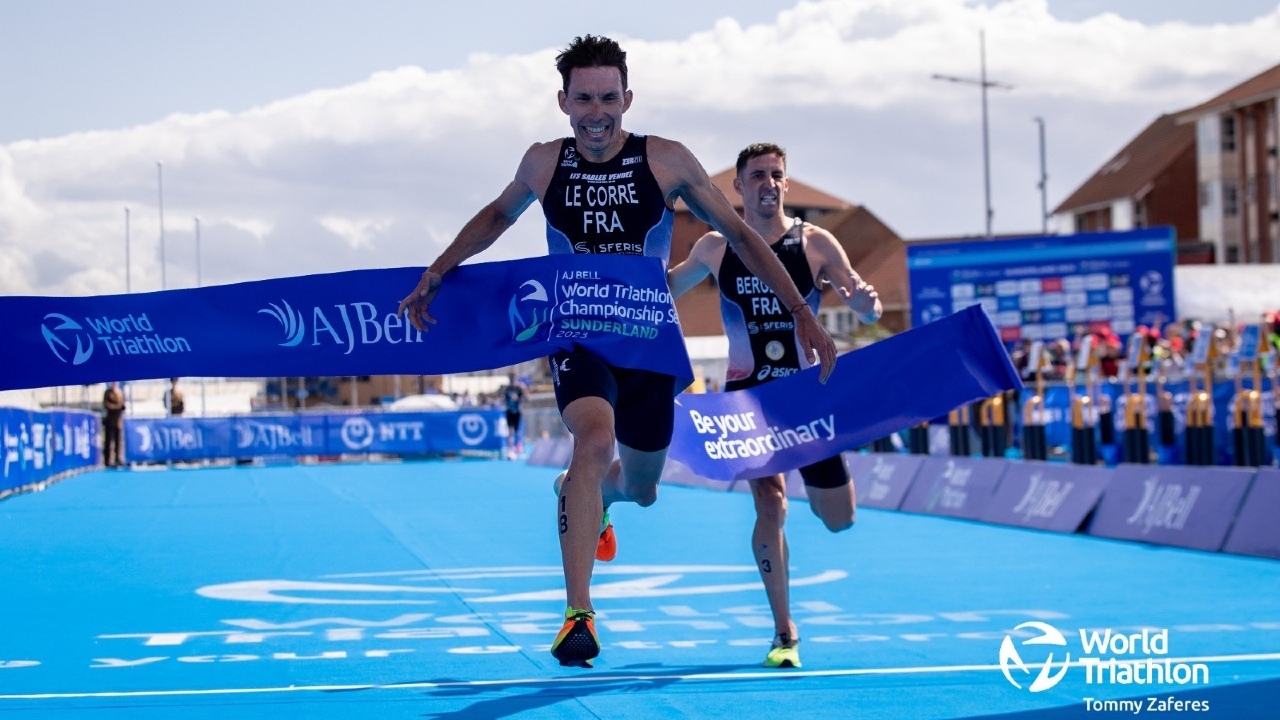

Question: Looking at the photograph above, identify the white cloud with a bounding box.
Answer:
[2,0,1278,296]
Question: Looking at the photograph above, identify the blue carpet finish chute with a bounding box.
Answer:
[0,255,692,391]
[668,306,1023,480]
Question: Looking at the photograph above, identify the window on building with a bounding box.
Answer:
[1222,116,1237,152]
[1134,200,1147,228]
[1224,180,1240,217]
[1226,245,1240,263]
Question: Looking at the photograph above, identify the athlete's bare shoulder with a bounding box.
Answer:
[689,230,729,272]
[644,135,696,172]
[516,139,568,202]
[801,222,842,250]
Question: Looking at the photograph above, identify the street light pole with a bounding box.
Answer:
[124,207,131,293]
[157,161,167,289]
[932,30,1013,237]
[196,215,206,417]
[1034,116,1048,234]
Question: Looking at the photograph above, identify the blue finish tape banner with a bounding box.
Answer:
[668,306,1023,481]
[124,410,504,462]
[0,255,692,391]
[1,407,99,494]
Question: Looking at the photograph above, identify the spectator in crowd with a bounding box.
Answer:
[163,377,185,417]
[102,382,125,468]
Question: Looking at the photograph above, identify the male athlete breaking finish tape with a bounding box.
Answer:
[398,38,837,668]
[668,143,881,668]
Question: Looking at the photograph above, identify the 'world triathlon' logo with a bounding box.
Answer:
[258,300,306,346]
[42,313,95,365]
[1000,621,1071,692]
[509,279,551,342]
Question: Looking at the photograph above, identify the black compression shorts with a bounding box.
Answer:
[549,348,676,453]
[725,375,850,489]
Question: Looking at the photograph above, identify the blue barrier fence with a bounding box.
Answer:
[1,406,100,496]
[526,439,1280,561]
[124,410,506,463]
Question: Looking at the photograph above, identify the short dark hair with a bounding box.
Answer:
[736,143,787,176]
[555,35,628,92]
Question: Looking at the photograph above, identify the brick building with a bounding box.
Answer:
[672,168,911,341]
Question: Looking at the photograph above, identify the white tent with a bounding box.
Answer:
[1176,265,1280,325]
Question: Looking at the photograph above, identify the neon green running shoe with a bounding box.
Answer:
[762,633,801,668]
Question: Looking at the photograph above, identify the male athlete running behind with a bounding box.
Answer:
[668,143,881,668]
[399,41,836,667]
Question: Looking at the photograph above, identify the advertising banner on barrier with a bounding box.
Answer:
[0,255,692,392]
[1,407,99,494]
[981,461,1111,533]
[668,306,1021,481]
[1087,465,1255,551]
[326,412,503,454]
[1222,468,1280,559]
[124,411,503,462]
[907,227,1176,346]
[899,456,1008,520]
[845,453,924,510]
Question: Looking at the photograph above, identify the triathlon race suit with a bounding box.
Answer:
[718,219,849,489]
[542,133,676,452]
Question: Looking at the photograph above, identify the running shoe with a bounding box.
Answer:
[553,472,617,563]
[762,633,801,668]
[595,509,616,562]
[550,607,600,667]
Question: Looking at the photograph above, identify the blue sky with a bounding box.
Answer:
[2,0,1279,295]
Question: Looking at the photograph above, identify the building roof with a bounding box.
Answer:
[1177,61,1280,123]
[1053,114,1195,214]
[675,169,853,212]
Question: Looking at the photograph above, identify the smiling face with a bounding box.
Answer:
[557,66,632,161]
[734,152,789,221]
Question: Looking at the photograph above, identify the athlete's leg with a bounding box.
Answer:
[749,474,797,640]
[601,367,675,508]
[558,395,616,611]
[600,444,666,507]
[799,455,857,533]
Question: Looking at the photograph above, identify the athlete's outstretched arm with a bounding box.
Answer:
[398,145,545,331]
[809,229,882,324]
[651,138,837,381]
[666,233,720,299]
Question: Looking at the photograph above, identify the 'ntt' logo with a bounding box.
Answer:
[457,414,488,446]
[1000,621,1071,692]
[509,279,550,342]
[341,417,375,450]
[259,300,306,346]
[42,313,95,365]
